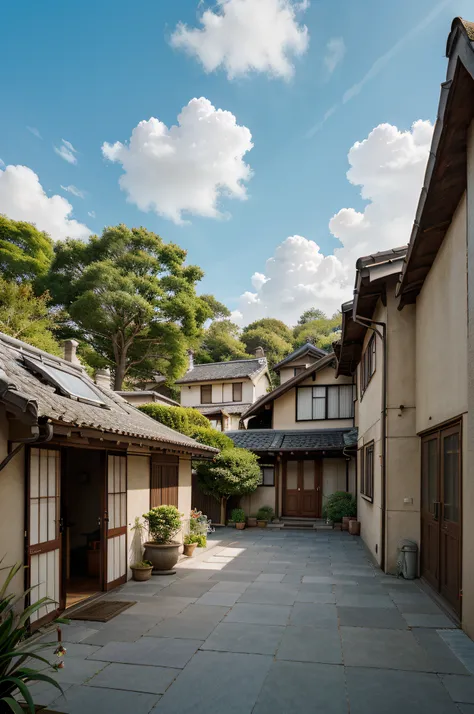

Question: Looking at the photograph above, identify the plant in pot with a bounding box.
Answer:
[130,560,153,581]
[183,534,200,556]
[256,506,274,528]
[231,508,246,530]
[142,505,183,574]
[189,509,212,548]
[324,491,357,529]
[247,514,257,527]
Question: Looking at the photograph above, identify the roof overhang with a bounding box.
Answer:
[273,344,327,372]
[397,17,474,307]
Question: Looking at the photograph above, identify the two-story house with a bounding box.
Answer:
[227,347,357,522]
[176,348,271,431]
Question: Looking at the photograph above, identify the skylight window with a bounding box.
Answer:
[23,355,107,407]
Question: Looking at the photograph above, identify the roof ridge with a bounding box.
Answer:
[192,357,263,368]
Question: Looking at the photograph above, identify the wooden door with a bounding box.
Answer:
[105,454,127,590]
[283,460,320,518]
[151,455,179,508]
[284,460,300,516]
[27,447,63,627]
[440,425,461,615]
[421,434,440,590]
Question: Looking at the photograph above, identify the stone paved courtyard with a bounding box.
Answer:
[31,529,474,713]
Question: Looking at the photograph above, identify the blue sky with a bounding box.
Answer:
[0,0,470,324]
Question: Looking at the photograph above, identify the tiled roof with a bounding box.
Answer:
[273,343,327,371]
[227,428,356,452]
[0,333,216,453]
[196,403,252,416]
[175,358,268,384]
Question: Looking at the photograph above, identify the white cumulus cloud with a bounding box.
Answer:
[0,165,91,241]
[60,184,85,198]
[324,37,345,74]
[171,0,309,80]
[235,119,433,325]
[54,139,78,164]
[27,126,42,140]
[102,97,253,224]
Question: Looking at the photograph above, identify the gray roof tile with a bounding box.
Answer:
[176,358,267,384]
[227,428,356,452]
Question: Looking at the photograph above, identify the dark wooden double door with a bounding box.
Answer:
[283,459,322,518]
[421,423,462,616]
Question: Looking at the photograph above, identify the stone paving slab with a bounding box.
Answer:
[87,662,180,694]
[440,674,474,703]
[337,606,408,629]
[49,684,160,713]
[201,621,284,655]
[88,636,202,668]
[341,626,433,671]
[412,628,470,675]
[402,612,455,628]
[224,603,291,626]
[290,602,338,628]
[276,624,343,664]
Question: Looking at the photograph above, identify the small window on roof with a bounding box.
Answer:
[22,355,107,407]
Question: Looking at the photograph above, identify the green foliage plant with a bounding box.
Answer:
[139,404,209,436]
[131,560,153,569]
[0,215,54,286]
[184,534,207,547]
[142,505,183,544]
[0,279,61,355]
[324,491,357,523]
[230,508,246,523]
[0,561,67,713]
[256,506,275,522]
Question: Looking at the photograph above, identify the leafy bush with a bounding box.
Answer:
[324,491,357,523]
[139,404,209,436]
[184,534,207,547]
[231,508,246,523]
[188,425,234,450]
[142,505,183,544]
[131,560,153,569]
[0,561,66,713]
[196,448,261,503]
[256,506,274,522]
[189,509,212,535]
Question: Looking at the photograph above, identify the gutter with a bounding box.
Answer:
[0,422,53,473]
[353,315,388,573]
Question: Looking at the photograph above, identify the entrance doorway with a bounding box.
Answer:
[283,459,322,517]
[421,422,462,616]
[62,449,103,608]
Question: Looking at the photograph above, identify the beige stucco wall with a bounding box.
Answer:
[240,486,276,517]
[178,456,192,543]
[322,457,355,505]
[126,453,150,579]
[272,367,354,430]
[180,379,253,407]
[0,406,26,597]
[254,372,271,399]
[279,356,319,384]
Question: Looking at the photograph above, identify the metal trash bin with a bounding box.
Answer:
[397,540,418,580]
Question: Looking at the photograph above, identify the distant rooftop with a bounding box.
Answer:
[273,343,327,372]
[175,357,268,384]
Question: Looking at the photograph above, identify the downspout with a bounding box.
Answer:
[353,315,388,572]
[0,422,53,473]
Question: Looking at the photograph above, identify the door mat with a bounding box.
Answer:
[68,600,136,622]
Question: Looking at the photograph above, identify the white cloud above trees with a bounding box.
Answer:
[324,37,345,74]
[102,97,253,224]
[234,120,433,325]
[54,139,78,164]
[171,0,309,80]
[0,164,91,240]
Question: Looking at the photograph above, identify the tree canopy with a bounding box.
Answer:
[44,224,220,390]
[195,320,249,364]
[0,278,61,355]
[0,215,54,285]
[196,448,261,508]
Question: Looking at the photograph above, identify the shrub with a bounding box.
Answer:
[131,560,153,569]
[231,508,246,523]
[256,506,274,522]
[324,491,357,523]
[142,505,183,544]
[197,447,261,508]
[184,534,207,547]
[138,404,209,436]
[189,509,212,535]
[188,425,234,450]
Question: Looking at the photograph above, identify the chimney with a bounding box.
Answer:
[254,346,265,359]
[95,368,111,390]
[187,349,194,372]
[63,339,80,365]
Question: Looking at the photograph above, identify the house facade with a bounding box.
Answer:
[176,349,271,431]
[0,333,215,628]
[335,16,474,636]
[228,350,357,521]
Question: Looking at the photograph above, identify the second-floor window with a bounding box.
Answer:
[201,385,212,404]
[296,385,354,421]
[232,382,242,402]
[361,334,376,396]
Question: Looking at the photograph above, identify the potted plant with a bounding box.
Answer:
[231,508,246,530]
[256,506,274,528]
[183,534,200,556]
[142,505,183,574]
[248,514,257,527]
[349,519,361,536]
[189,509,212,548]
[130,560,153,581]
[324,492,357,528]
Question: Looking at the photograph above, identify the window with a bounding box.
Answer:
[201,385,212,404]
[296,385,354,421]
[293,367,305,376]
[259,465,275,486]
[232,382,243,402]
[361,334,376,395]
[23,355,106,407]
[361,442,374,501]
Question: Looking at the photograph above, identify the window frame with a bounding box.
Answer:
[360,441,374,502]
[296,384,354,422]
[23,355,107,407]
[232,382,243,402]
[360,334,376,397]
[259,465,275,487]
[200,384,212,404]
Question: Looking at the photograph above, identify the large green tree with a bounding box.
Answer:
[44,224,223,390]
[0,215,54,285]
[0,278,61,355]
[241,318,294,375]
[293,311,342,351]
[195,320,249,364]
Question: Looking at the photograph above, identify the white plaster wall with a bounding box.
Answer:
[126,454,150,579]
[180,380,252,407]
[254,372,271,399]
[0,407,25,597]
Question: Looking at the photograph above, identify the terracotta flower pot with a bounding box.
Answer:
[247,517,257,527]
[349,520,360,536]
[183,542,197,557]
[342,516,350,531]
[257,520,267,528]
[236,522,245,530]
[130,565,153,582]
[144,541,181,573]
